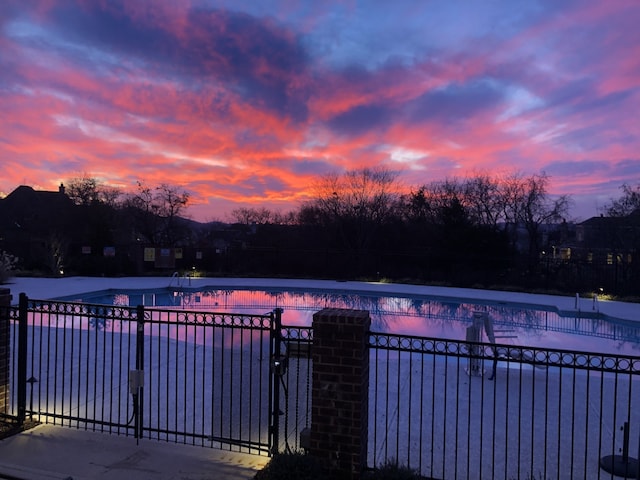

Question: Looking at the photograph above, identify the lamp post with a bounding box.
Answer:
[599,422,639,478]
[26,376,37,419]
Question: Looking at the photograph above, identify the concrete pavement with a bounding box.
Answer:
[0,424,268,480]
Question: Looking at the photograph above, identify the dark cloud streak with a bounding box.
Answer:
[409,79,505,125]
[43,1,312,121]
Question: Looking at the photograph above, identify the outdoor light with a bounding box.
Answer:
[128,369,144,395]
[271,354,288,376]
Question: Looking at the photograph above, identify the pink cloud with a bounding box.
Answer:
[0,0,638,222]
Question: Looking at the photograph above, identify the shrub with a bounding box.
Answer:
[253,451,331,480]
[363,459,424,480]
[254,454,432,480]
[0,251,18,284]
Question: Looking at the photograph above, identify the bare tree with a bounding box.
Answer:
[155,183,190,220]
[125,182,190,245]
[462,174,503,228]
[603,183,640,217]
[230,207,275,225]
[271,210,298,225]
[100,186,122,208]
[66,174,121,206]
[303,167,401,251]
[502,172,570,263]
[405,176,504,228]
[404,178,488,228]
[66,175,100,206]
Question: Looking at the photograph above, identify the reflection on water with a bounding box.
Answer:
[62,287,640,356]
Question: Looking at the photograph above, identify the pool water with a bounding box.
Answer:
[56,287,640,356]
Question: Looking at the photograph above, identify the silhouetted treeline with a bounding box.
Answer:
[1,172,639,296]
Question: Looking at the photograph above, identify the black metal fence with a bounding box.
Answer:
[272,322,640,478]
[9,294,279,455]
[368,332,640,479]
[277,325,313,452]
[7,293,640,478]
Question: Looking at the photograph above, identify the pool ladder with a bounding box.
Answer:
[168,271,192,287]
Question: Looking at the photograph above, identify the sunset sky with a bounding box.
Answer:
[1,0,638,222]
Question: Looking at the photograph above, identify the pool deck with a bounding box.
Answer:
[0,423,268,480]
[4,275,639,323]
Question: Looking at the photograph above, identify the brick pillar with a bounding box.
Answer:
[0,288,12,415]
[310,308,370,479]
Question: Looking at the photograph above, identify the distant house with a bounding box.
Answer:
[0,184,75,272]
[575,210,640,265]
[0,184,242,275]
[0,184,75,230]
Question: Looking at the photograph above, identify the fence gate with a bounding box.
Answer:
[9,294,282,455]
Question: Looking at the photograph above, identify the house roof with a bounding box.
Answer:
[578,209,640,228]
[0,185,75,231]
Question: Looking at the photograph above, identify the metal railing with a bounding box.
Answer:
[368,332,640,479]
[9,294,278,455]
[6,293,640,478]
[277,325,313,452]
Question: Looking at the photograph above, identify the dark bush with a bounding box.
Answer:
[363,460,425,480]
[253,454,429,480]
[253,451,331,480]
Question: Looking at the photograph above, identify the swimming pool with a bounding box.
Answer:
[55,285,640,356]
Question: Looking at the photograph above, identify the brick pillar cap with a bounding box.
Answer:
[313,308,370,318]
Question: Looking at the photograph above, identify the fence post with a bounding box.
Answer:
[0,288,11,416]
[134,304,145,441]
[310,308,370,480]
[16,293,28,425]
[270,308,284,455]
